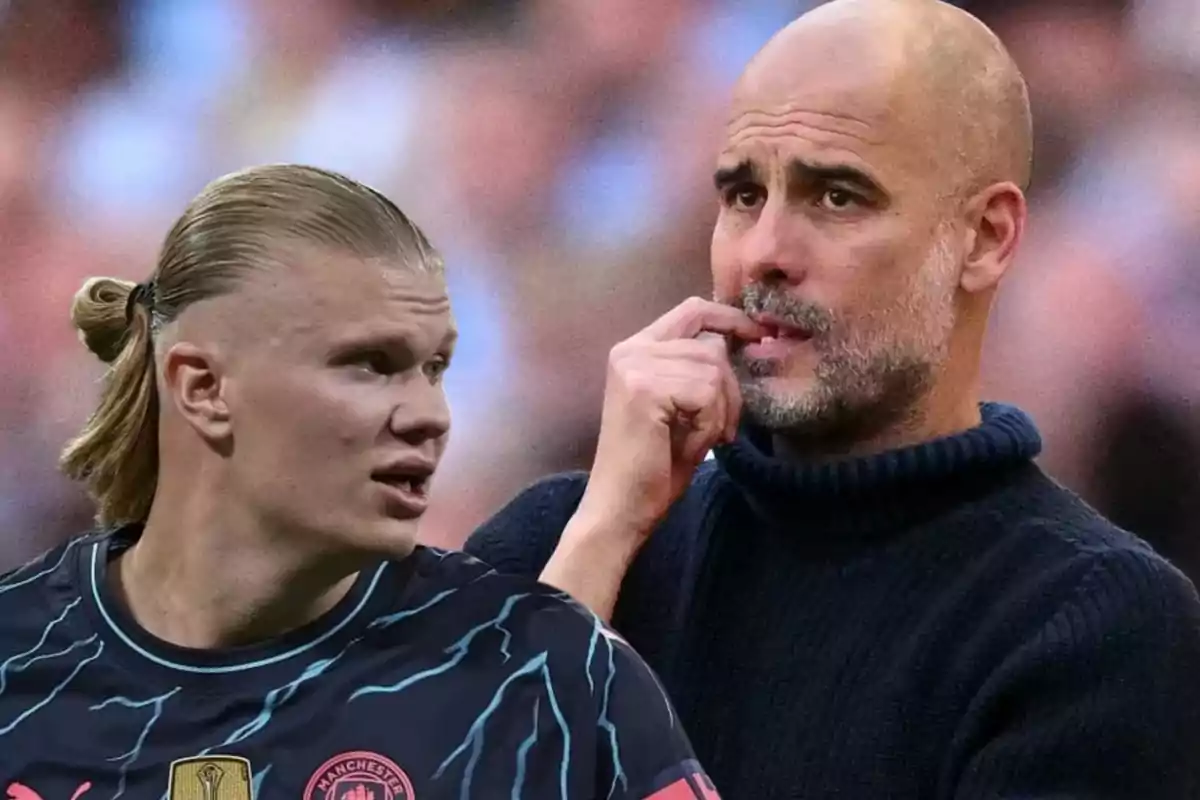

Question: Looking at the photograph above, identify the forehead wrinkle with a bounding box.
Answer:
[728,106,877,138]
[719,134,876,176]
[332,271,452,335]
[725,112,887,154]
[377,284,452,316]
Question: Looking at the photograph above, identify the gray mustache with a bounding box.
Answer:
[733,284,834,336]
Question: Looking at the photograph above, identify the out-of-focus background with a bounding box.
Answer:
[2,0,1198,582]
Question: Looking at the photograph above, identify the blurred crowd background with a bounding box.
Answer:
[2,0,1198,582]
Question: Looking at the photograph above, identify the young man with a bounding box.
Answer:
[466,0,1200,797]
[0,165,717,800]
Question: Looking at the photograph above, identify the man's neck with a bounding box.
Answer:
[113,504,364,650]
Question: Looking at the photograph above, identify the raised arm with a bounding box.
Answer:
[532,298,762,621]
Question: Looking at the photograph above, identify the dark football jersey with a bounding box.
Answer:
[0,529,719,800]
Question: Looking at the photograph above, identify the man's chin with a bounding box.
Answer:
[341,516,420,561]
[738,380,826,431]
[734,348,816,380]
[739,373,818,406]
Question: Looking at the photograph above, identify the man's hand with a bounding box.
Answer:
[540,298,763,619]
[582,297,763,534]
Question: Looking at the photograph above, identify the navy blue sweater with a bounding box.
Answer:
[466,404,1200,798]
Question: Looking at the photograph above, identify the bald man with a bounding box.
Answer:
[467,0,1200,797]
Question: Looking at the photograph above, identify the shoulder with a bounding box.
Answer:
[394,546,653,664]
[388,545,613,638]
[936,488,1200,789]
[0,535,103,689]
[976,474,1200,665]
[1007,469,1192,596]
[922,468,1200,698]
[0,533,98,623]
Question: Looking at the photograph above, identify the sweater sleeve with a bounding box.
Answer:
[463,472,590,578]
[950,548,1200,798]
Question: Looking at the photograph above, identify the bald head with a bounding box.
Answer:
[737,0,1032,194]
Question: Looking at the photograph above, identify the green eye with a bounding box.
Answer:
[424,356,450,381]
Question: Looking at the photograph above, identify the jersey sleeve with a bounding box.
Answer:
[592,630,721,800]
[464,472,589,578]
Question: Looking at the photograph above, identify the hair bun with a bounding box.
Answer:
[71,276,140,364]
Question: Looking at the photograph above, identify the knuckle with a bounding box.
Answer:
[623,370,657,398]
[608,340,638,368]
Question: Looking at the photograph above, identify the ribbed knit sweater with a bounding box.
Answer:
[466,404,1200,798]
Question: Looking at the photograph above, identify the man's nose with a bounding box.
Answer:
[388,379,451,446]
[742,202,808,286]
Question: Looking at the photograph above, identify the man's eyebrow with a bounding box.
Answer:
[714,158,886,196]
[713,160,756,191]
[786,158,883,194]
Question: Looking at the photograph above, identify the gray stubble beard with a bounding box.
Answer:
[731,234,959,451]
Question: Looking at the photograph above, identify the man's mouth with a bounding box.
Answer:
[374,474,428,495]
[371,460,435,516]
[749,313,814,344]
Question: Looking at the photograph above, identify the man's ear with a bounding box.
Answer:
[959,181,1027,294]
[161,341,232,443]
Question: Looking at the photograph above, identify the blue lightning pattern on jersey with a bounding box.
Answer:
[90,687,182,800]
[365,563,499,633]
[0,539,81,596]
[584,619,602,696]
[150,579,484,800]
[151,643,362,800]
[348,587,655,799]
[0,539,688,800]
[369,587,459,630]
[489,595,524,663]
[216,645,357,747]
[433,651,575,800]
[538,658,572,800]
[433,651,549,791]
[511,696,541,800]
[350,592,532,702]
[580,605,634,797]
[252,764,272,798]
[0,637,104,736]
[0,597,82,695]
[352,593,583,798]
[596,627,627,799]
[189,581,470,760]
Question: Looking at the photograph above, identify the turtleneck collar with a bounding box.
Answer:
[712,403,1043,542]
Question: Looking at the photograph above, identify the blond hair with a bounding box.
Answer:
[61,164,443,527]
